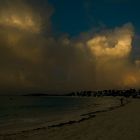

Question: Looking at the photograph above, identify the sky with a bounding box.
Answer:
[50,0,139,34]
[0,0,140,94]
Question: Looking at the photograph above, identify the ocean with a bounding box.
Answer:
[0,96,118,133]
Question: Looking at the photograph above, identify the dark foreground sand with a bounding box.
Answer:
[1,98,140,140]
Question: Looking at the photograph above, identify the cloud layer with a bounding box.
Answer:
[0,0,140,93]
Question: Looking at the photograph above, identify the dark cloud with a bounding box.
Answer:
[0,0,139,94]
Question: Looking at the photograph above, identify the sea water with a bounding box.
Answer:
[0,96,118,133]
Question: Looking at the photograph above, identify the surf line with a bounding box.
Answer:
[0,99,130,137]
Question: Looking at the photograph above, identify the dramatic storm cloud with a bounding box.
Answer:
[0,0,140,93]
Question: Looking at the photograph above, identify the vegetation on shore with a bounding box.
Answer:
[24,88,139,98]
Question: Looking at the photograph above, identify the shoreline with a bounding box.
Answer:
[0,97,130,138]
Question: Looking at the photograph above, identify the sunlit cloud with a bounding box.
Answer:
[0,0,43,33]
[0,15,40,33]
[0,0,140,93]
[123,74,137,87]
[87,24,134,59]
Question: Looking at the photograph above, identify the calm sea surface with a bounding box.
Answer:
[0,96,97,131]
[0,96,117,133]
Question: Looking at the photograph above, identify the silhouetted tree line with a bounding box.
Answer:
[67,88,140,98]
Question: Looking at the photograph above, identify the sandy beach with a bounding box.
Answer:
[0,98,140,140]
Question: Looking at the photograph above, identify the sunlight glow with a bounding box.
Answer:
[0,14,40,33]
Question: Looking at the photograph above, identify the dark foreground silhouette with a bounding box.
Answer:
[23,88,140,98]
